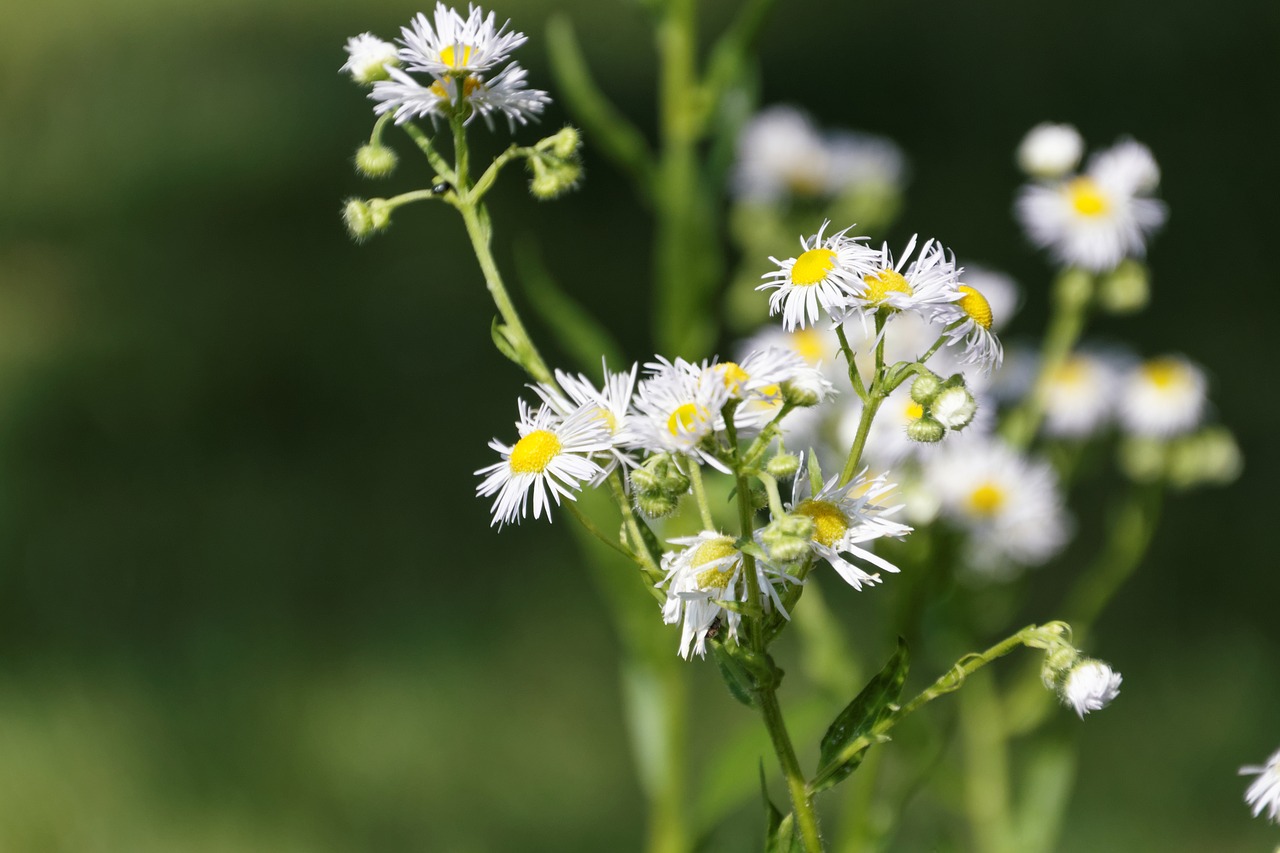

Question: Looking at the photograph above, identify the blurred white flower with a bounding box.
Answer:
[1060,659,1122,717]
[1116,355,1207,438]
[1017,122,1084,179]
[1241,745,1280,824]
[342,33,400,85]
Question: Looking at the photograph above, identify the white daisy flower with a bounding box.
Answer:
[928,280,1004,373]
[732,106,831,202]
[533,361,638,482]
[1060,659,1122,718]
[1042,351,1120,439]
[397,4,528,76]
[925,438,1069,571]
[628,357,733,472]
[1017,122,1083,179]
[658,532,794,659]
[844,235,962,327]
[709,348,834,433]
[342,33,400,85]
[475,400,611,528]
[370,62,548,128]
[1241,745,1280,824]
[1116,355,1207,438]
[959,266,1020,333]
[759,223,880,331]
[787,463,912,590]
[825,131,908,197]
[1016,137,1167,272]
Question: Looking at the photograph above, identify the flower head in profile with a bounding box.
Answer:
[369,5,548,129]
[1041,351,1120,439]
[1241,745,1280,824]
[759,223,879,331]
[475,400,611,528]
[1116,355,1207,438]
[342,33,400,85]
[708,348,833,432]
[786,461,912,590]
[1016,136,1166,272]
[1059,658,1122,718]
[928,279,1003,373]
[845,235,962,327]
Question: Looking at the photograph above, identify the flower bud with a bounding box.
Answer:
[1059,659,1122,718]
[355,143,399,178]
[906,415,945,443]
[529,157,582,200]
[765,452,801,479]
[1117,436,1167,483]
[538,125,582,160]
[1017,122,1083,179]
[1167,427,1243,490]
[759,513,815,563]
[342,34,399,85]
[1097,259,1150,315]
[910,373,942,406]
[1054,268,1094,308]
[342,198,391,242]
[932,386,977,430]
[635,489,679,519]
[781,372,831,407]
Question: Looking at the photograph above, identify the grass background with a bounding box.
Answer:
[1,0,1277,849]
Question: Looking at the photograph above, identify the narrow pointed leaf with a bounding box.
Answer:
[813,637,909,792]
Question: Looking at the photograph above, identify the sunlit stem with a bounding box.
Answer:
[687,462,715,530]
[835,325,869,402]
[918,321,962,366]
[564,502,651,574]
[472,144,539,203]
[369,111,394,146]
[757,471,787,519]
[608,472,663,585]
[839,312,888,486]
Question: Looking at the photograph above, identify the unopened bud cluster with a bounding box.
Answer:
[907,372,977,443]
[1029,623,1123,718]
[760,513,815,563]
[343,197,393,241]
[630,453,691,518]
[528,126,584,200]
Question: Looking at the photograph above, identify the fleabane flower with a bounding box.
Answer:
[342,33,400,85]
[1016,136,1166,272]
[759,223,879,331]
[398,4,527,75]
[845,235,962,327]
[628,357,732,472]
[732,106,831,202]
[1241,745,1280,824]
[658,532,793,659]
[1059,659,1123,718]
[710,348,833,432]
[1042,351,1120,439]
[533,361,638,482]
[787,462,912,590]
[475,400,611,528]
[1116,355,1208,438]
[928,280,1003,373]
[925,438,1069,572]
[1017,122,1084,179]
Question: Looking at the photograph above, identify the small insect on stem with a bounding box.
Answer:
[431,181,453,196]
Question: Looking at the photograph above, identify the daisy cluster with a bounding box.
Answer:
[342,4,548,129]
[1015,122,1166,272]
[474,352,918,658]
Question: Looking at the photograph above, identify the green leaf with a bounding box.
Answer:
[489,317,522,367]
[806,449,824,496]
[710,641,757,708]
[812,637,909,793]
[760,762,783,838]
[513,238,625,374]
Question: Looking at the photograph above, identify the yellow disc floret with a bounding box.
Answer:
[796,499,849,547]
[1141,358,1186,389]
[668,403,706,436]
[430,75,483,101]
[1066,177,1109,217]
[509,430,561,474]
[790,248,837,286]
[966,481,1006,516]
[716,362,751,395]
[439,44,475,69]
[862,268,914,305]
[957,285,994,330]
[791,329,825,364]
[1051,356,1088,387]
[692,537,738,590]
[906,401,924,420]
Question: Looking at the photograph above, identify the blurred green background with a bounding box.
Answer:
[1,0,1277,849]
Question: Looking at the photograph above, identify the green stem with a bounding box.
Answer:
[758,472,787,519]
[565,502,650,572]
[835,325,869,402]
[458,203,554,384]
[1001,271,1092,448]
[471,144,536,203]
[959,670,1014,853]
[399,121,454,179]
[687,462,716,530]
[608,472,664,584]
[839,313,887,486]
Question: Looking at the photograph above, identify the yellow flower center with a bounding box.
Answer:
[439,44,475,69]
[1052,357,1088,387]
[715,362,751,395]
[957,285,993,330]
[429,75,483,101]
[509,430,561,474]
[790,248,837,286]
[905,401,924,420]
[862,268,914,305]
[791,329,825,364]
[692,537,738,590]
[796,499,849,547]
[593,407,618,434]
[1141,359,1185,389]
[667,402,707,436]
[1066,177,1109,217]
[967,482,1006,516]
